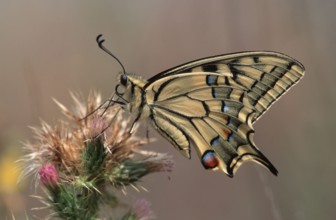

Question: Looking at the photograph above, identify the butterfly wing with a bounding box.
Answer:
[144,52,304,176]
[147,51,305,123]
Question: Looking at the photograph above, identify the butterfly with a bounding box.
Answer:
[96,35,305,177]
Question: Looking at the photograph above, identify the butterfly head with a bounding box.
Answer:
[116,72,147,96]
[115,73,131,103]
[115,72,148,114]
[120,74,128,86]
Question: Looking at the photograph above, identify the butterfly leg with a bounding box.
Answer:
[99,93,126,116]
[129,119,138,134]
[99,97,115,117]
[81,97,110,121]
[92,107,122,139]
[128,110,143,135]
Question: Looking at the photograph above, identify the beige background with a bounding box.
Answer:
[0,0,335,219]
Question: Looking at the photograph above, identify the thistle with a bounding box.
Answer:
[20,92,173,220]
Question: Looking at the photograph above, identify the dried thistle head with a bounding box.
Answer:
[20,91,174,219]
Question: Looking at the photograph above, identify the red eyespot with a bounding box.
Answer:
[201,150,219,169]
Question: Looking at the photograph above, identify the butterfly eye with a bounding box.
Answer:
[120,74,128,86]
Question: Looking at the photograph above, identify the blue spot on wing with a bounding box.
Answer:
[210,136,220,146]
[211,87,218,98]
[228,133,233,142]
[206,75,218,86]
[222,103,230,113]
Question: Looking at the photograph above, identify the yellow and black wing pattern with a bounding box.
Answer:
[144,51,304,177]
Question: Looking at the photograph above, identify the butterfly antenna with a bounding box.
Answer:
[96,34,126,75]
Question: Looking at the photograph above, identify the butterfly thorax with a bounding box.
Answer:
[118,73,149,119]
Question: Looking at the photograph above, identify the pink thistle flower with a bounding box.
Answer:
[38,164,59,187]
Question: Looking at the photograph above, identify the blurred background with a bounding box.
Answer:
[0,0,335,219]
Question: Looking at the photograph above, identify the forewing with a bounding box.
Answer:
[146,51,305,122]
